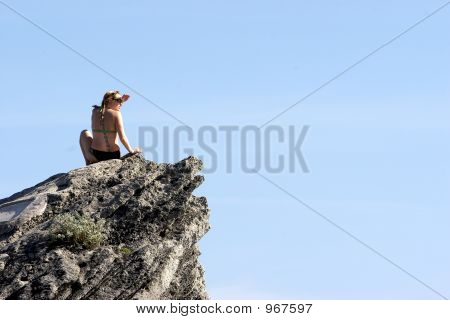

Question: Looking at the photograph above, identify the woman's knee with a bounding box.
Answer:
[80,129,93,138]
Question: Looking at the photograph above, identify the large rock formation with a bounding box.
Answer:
[0,154,210,299]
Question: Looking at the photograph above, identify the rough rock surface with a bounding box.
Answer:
[0,154,210,299]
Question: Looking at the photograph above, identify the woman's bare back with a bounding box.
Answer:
[90,108,120,152]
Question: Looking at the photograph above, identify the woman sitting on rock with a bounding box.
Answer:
[79,90,141,165]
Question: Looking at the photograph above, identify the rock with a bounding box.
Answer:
[0,154,210,300]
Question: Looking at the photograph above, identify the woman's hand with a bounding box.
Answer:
[131,146,142,154]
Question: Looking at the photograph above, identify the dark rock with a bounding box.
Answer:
[0,154,210,299]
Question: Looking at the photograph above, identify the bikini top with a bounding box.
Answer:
[93,128,117,133]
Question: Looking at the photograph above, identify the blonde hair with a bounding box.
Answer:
[96,90,122,120]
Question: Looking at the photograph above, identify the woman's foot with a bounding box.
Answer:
[85,152,99,165]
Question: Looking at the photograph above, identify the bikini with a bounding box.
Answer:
[90,106,121,161]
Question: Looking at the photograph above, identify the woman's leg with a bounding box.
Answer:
[79,129,98,165]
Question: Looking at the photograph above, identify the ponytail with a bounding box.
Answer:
[99,98,107,121]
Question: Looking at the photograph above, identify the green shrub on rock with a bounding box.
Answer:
[119,246,132,255]
[50,212,108,249]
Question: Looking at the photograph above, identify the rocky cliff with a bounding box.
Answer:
[0,154,210,299]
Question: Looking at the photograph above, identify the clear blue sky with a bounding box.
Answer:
[1,0,449,299]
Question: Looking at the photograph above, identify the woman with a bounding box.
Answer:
[79,90,141,165]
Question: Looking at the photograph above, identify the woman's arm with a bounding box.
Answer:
[115,112,136,153]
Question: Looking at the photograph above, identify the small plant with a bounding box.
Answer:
[49,212,108,249]
[119,246,132,255]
